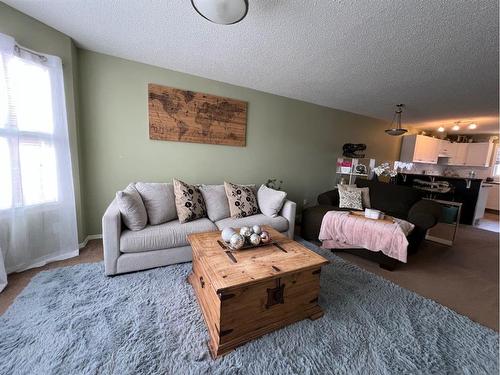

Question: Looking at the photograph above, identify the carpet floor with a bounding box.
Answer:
[334,224,499,330]
[0,240,497,374]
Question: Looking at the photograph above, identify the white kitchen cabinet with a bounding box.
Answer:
[486,184,499,211]
[448,143,468,166]
[400,136,494,167]
[400,134,440,164]
[464,142,494,167]
[474,183,493,224]
[438,140,454,157]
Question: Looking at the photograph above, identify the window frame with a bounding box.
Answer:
[0,55,60,211]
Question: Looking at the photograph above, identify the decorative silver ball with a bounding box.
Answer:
[249,233,261,246]
[260,231,271,243]
[229,233,245,249]
[221,227,236,243]
[240,226,252,237]
[252,225,262,235]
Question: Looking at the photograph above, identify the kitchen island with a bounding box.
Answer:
[396,173,486,225]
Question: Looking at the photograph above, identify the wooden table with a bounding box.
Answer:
[187,226,329,358]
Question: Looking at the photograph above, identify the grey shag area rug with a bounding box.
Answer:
[0,239,498,374]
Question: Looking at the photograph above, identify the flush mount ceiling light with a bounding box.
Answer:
[191,0,249,25]
[385,104,408,136]
[437,127,445,132]
[468,123,477,130]
[451,122,460,131]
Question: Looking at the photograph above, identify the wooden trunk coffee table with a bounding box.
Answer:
[187,226,329,358]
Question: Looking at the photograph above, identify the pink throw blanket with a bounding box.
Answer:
[319,211,414,263]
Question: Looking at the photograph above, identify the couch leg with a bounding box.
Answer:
[379,258,398,271]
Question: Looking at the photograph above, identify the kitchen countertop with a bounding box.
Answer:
[399,172,484,181]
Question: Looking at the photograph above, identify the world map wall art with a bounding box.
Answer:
[148,84,248,147]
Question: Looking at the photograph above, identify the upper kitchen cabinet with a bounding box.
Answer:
[400,134,440,164]
[464,142,495,167]
[448,143,468,165]
[400,134,494,167]
[438,139,455,157]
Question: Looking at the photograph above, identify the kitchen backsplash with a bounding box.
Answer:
[401,162,492,179]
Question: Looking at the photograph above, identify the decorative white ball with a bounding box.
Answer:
[229,233,245,249]
[260,231,271,243]
[240,226,252,237]
[252,225,262,235]
[221,227,236,243]
[249,233,261,246]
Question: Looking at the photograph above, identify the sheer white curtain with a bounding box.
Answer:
[0,33,78,285]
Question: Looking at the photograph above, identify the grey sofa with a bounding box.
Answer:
[102,183,296,276]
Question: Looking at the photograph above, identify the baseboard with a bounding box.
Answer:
[79,234,103,249]
[485,208,499,215]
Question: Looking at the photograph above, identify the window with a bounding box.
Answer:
[0,53,58,209]
[0,33,77,274]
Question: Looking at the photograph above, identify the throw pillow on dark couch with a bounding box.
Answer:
[301,178,441,258]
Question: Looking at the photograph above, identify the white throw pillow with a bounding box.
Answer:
[338,189,363,211]
[200,184,231,222]
[257,184,287,218]
[338,184,371,208]
[116,183,148,231]
[135,182,177,225]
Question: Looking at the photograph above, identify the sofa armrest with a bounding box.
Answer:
[102,198,122,276]
[407,199,441,230]
[318,190,339,206]
[280,199,296,239]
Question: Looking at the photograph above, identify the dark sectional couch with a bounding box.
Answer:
[301,179,441,269]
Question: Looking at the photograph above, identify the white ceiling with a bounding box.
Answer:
[4,0,499,133]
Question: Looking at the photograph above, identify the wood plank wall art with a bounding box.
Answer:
[148,84,248,146]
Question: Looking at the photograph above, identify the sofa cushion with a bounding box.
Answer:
[215,214,289,233]
[116,184,147,231]
[120,218,217,253]
[356,179,423,219]
[135,182,177,225]
[173,179,207,223]
[257,184,287,218]
[200,184,230,222]
[224,182,259,218]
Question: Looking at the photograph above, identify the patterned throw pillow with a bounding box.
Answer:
[224,182,259,218]
[338,189,363,211]
[338,184,371,208]
[173,179,207,223]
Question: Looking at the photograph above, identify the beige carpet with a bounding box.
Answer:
[335,224,499,331]
[1,225,498,331]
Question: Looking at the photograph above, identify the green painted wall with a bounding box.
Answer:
[0,3,403,238]
[78,50,402,235]
[0,3,86,242]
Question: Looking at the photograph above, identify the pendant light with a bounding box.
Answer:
[385,104,408,136]
[191,0,249,25]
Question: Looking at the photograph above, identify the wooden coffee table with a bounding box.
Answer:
[187,226,329,358]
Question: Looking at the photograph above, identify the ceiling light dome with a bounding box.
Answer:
[385,104,408,136]
[191,0,249,25]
